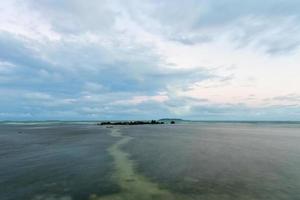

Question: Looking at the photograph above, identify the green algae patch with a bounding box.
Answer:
[90,128,178,200]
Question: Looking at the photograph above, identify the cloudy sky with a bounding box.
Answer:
[0,0,300,120]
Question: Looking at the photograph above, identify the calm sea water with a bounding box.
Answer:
[1,122,300,200]
[0,124,119,200]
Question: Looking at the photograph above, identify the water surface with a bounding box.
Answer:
[0,124,119,200]
[1,122,300,199]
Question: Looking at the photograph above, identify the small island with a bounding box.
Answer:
[97,120,165,126]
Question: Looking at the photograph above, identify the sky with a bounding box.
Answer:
[0,0,300,121]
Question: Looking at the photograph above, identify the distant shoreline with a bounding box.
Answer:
[1,120,300,125]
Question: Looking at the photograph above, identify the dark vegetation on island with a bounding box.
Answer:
[97,120,175,126]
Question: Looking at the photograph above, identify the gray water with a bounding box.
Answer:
[1,122,300,199]
[0,124,119,200]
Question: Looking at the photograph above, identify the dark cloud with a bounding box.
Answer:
[0,31,215,120]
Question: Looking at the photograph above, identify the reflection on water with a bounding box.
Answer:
[1,123,300,200]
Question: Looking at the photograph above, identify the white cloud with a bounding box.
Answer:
[0,0,300,120]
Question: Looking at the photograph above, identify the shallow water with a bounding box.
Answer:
[0,124,119,200]
[1,123,300,200]
[124,123,300,199]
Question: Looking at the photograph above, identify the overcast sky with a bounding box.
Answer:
[0,0,300,120]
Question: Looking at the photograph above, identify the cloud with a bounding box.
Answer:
[0,28,214,120]
[121,0,300,54]
[0,0,300,120]
[268,94,300,104]
[111,94,169,106]
[25,0,118,34]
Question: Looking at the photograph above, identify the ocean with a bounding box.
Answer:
[1,122,300,200]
